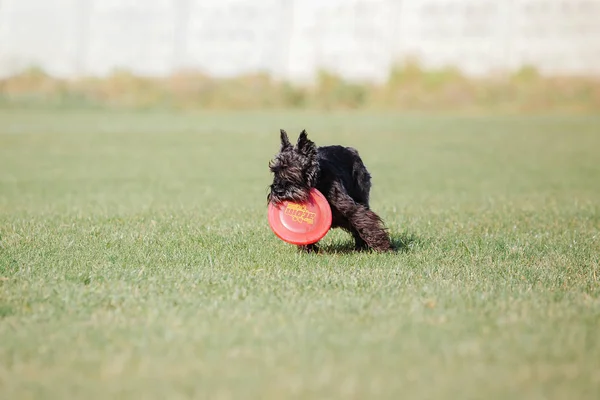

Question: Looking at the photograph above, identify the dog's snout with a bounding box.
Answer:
[271,184,284,195]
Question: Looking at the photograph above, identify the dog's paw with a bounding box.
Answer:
[297,244,320,253]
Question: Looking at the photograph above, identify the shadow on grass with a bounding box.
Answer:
[318,232,421,254]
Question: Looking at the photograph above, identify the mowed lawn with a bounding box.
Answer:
[0,109,599,399]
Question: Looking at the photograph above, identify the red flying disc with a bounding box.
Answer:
[268,188,332,245]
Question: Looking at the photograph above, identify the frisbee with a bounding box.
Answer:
[268,188,332,245]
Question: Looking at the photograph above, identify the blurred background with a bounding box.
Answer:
[0,0,599,113]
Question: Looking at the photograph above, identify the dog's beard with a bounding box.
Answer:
[268,183,311,205]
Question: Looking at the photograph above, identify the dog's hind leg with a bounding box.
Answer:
[351,229,369,251]
[348,147,372,206]
[329,182,392,252]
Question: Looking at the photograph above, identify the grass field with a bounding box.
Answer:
[1,109,599,399]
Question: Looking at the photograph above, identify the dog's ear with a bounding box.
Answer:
[280,129,292,151]
[296,130,316,156]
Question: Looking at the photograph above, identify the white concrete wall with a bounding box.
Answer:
[0,0,599,81]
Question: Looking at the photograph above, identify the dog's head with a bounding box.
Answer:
[267,129,319,205]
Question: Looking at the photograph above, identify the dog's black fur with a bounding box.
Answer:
[268,129,392,252]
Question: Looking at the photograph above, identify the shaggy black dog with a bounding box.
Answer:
[267,129,392,252]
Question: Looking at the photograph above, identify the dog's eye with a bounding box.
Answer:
[269,160,286,172]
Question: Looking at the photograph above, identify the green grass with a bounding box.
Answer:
[1,109,599,399]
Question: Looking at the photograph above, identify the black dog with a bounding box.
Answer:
[267,129,392,252]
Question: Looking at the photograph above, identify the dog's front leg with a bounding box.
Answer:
[297,243,319,253]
